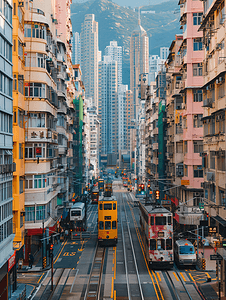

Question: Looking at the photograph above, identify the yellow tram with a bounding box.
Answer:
[98,195,118,246]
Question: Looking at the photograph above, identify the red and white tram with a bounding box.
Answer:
[139,202,174,268]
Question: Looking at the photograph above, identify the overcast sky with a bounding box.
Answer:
[74,0,169,8]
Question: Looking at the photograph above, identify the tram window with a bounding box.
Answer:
[104,204,112,210]
[99,204,103,210]
[150,239,156,250]
[113,203,116,210]
[157,239,165,250]
[151,217,154,225]
[99,221,104,230]
[179,245,195,254]
[166,239,172,250]
[71,210,81,216]
[168,216,172,225]
[105,221,111,230]
[112,221,117,229]
[155,217,166,225]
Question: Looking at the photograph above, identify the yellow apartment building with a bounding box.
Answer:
[12,0,25,255]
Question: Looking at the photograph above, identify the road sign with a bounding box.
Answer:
[210,254,222,261]
[199,202,204,210]
[181,180,190,185]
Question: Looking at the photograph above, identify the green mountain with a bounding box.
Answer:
[71,0,180,86]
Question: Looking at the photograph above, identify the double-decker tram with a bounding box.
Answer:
[139,201,174,268]
[98,179,104,192]
[105,179,113,194]
[91,188,99,204]
[69,202,87,231]
[98,195,118,246]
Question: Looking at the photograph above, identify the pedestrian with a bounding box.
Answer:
[65,229,68,240]
[28,253,34,268]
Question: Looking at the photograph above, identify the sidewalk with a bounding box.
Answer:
[17,240,64,273]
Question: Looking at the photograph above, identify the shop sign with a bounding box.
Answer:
[8,251,16,272]
[181,180,190,186]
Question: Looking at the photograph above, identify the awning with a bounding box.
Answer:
[5,150,13,155]
[212,215,226,227]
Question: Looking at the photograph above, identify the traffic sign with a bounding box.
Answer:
[199,202,204,210]
[210,254,222,261]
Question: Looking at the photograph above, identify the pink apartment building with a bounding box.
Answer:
[179,0,204,206]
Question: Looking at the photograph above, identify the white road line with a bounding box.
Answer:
[70,269,79,293]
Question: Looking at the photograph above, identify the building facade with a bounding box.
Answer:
[0,0,16,297]
[81,14,99,106]
[105,41,122,85]
[130,18,149,118]
[98,56,118,157]
[72,32,81,65]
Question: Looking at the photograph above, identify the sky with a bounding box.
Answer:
[73,0,169,8]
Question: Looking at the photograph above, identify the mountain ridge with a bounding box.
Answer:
[71,0,180,86]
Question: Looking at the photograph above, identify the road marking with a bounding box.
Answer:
[54,240,67,264]
[70,269,79,293]
[111,276,114,298]
[173,272,179,281]
[37,273,44,284]
[189,273,195,282]
[114,290,116,300]
[156,272,161,281]
[180,272,186,282]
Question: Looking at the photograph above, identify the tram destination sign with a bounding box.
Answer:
[210,254,222,261]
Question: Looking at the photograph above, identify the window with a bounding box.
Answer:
[193,89,203,102]
[99,204,102,210]
[18,110,24,128]
[155,217,166,225]
[25,174,46,189]
[105,221,111,230]
[99,221,104,230]
[210,151,215,169]
[157,239,165,250]
[36,205,45,220]
[193,114,203,128]
[151,216,154,225]
[193,12,203,25]
[25,82,46,98]
[71,210,81,216]
[184,141,188,153]
[168,216,172,225]
[27,113,45,127]
[24,24,46,39]
[104,204,112,210]
[112,221,116,229]
[179,245,195,254]
[193,63,202,76]
[166,239,172,250]
[18,40,23,59]
[19,143,23,159]
[219,189,226,206]
[184,165,188,176]
[218,81,225,99]
[193,141,203,153]
[193,165,203,177]
[193,38,203,51]
[19,177,24,194]
[113,203,116,210]
[150,239,156,250]
[217,152,225,171]
[176,142,183,153]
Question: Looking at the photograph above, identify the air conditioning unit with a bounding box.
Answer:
[47,131,52,138]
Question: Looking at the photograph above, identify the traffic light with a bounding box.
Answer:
[50,244,54,259]
[202,258,206,270]
[141,184,145,191]
[155,190,160,200]
[147,184,151,189]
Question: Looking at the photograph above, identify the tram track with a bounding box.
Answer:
[83,245,106,300]
[120,193,145,300]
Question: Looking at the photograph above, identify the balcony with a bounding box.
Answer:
[0,163,15,173]
[203,98,213,108]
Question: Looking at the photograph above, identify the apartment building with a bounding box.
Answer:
[12,0,25,259]
[130,17,149,118]
[177,0,204,207]
[98,56,118,159]
[23,0,75,263]
[72,32,81,65]
[105,41,122,85]
[0,0,16,297]
[81,14,99,107]
[199,0,226,227]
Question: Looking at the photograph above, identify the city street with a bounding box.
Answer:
[17,182,218,300]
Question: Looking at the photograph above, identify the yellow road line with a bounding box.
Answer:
[173,272,179,281]
[189,273,195,282]
[111,276,114,298]
[114,247,116,279]
[157,272,161,281]
[114,290,116,300]
[180,272,186,282]
[128,201,164,300]
[37,273,44,284]
[54,240,67,264]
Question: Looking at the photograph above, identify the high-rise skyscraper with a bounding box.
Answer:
[81,14,99,106]
[105,41,122,85]
[118,84,128,151]
[98,56,118,156]
[130,16,149,118]
[72,32,81,65]
[160,47,169,60]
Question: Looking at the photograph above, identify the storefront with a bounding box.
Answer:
[0,261,8,300]
[8,251,17,299]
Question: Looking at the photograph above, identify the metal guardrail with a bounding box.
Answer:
[71,231,91,240]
